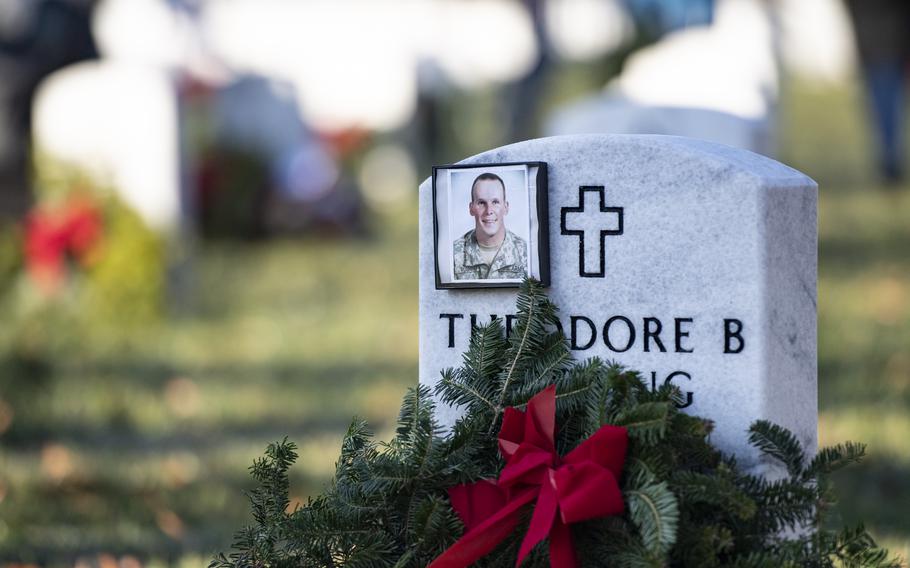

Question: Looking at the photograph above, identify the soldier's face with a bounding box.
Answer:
[469,180,509,239]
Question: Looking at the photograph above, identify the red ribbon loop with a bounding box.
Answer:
[429,385,628,568]
[25,198,102,293]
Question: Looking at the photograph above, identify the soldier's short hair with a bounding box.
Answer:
[471,173,506,202]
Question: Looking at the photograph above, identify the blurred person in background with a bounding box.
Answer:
[0,0,97,224]
[845,0,910,185]
[623,0,714,37]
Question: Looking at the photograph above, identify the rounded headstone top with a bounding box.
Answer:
[418,132,817,472]
[421,135,815,190]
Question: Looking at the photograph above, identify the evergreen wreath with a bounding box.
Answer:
[212,279,901,568]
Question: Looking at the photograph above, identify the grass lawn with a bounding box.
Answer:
[0,214,420,565]
[1,80,909,565]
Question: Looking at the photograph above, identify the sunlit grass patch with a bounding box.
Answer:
[0,207,420,562]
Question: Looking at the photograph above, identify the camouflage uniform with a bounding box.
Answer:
[453,229,528,280]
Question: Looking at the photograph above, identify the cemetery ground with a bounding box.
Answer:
[1,82,910,566]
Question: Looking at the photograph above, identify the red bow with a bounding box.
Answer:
[24,198,102,294]
[429,385,628,568]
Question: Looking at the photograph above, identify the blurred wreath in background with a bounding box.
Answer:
[0,153,165,381]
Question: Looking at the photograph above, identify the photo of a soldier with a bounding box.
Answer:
[432,161,547,289]
[453,172,528,280]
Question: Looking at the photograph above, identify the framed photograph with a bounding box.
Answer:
[432,162,549,289]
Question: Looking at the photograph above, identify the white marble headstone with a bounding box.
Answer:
[418,135,817,473]
[33,61,181,232]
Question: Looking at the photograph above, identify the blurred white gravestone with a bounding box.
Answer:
[33,61,182,232]
[545,0,777,156]
[546,97,773,156]
[418,135,817,473]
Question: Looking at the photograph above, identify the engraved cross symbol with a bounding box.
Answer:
[560,186,624,278]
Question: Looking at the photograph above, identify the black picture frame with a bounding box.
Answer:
[432,161,550,290]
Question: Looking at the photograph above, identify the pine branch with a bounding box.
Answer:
[614,401,672,445]
[214,278,895,568]
[625,469,679,556]
[748,420,805,477]
[804,442,866,480]
[831,525,903,568]
[465,318,508,382]
[495,280,542,411]
[437,368,498,415]
[671,471,756,521]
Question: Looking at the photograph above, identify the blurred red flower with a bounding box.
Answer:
[24,197,103,294]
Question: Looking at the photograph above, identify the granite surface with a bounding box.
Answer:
[418,135,817,472]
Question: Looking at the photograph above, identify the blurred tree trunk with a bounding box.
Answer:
[0,0,98,224]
